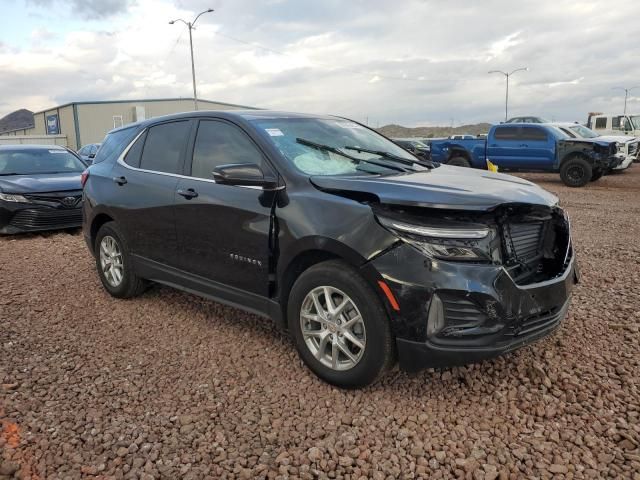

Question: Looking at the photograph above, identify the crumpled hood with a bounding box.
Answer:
[0,172,82,194]
[595,135,638,143]
[310,165,558,211]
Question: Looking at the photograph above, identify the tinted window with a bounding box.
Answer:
[140,121,190,174]
[595,117,607,129]
[190,120,264,179]
[93,126,137,165]
[493,126,518,140]
[520,127,548,141]
[124,132,146,168]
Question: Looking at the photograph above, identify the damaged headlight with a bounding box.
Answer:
[377,216,501,263]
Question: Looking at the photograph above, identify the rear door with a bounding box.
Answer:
[174,118,276,297]
[111,119,193,266]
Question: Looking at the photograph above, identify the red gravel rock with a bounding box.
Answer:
[1,167,639,478]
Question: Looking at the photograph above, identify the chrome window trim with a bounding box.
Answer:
[116,127,285,191]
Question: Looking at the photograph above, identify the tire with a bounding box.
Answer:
[288,260,394,388]
[590,169,604,182]
[448,156,471,168]
[94,222,147,298]
[560,156,592,187]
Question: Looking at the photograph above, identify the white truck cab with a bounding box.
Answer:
[587,114,640,136]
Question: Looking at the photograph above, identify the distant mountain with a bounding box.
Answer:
[377,123,492,139]
[0,109,34,134]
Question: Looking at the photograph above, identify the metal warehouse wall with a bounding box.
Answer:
[76,99,251,147]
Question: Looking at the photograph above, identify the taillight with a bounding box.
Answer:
[81,169,89,188]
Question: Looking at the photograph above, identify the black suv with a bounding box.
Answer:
[83,111,578,388]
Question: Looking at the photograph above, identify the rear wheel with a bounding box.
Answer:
[448,156,471,168]
[560,156,592,187]
[95,222,147,298]
[288,260,394,388]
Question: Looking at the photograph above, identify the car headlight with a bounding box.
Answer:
[0,193,29,203]
[377,216,501,263]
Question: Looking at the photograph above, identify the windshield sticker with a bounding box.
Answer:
[49,150,66,154]
[265,128,284,137]
[335,122,363,129]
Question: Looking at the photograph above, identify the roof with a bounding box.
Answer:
[33,97,259,115]
[108,109,341,134]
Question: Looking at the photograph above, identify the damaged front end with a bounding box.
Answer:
[368,202,578,371]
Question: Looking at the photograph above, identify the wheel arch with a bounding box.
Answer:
[275,237,390,330]
[448,148,471,162]
[89,213,115,253]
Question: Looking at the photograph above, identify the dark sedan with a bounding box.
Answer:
[0,145,86,234]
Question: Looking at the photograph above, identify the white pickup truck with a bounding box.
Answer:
[587,113,640,137]
[555,122,638,170]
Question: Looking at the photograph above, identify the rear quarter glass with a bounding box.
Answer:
[92,127,138,165]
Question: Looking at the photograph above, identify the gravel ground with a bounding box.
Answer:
[1,167,639,480]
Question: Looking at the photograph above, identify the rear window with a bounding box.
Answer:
[93,126,138,165]
[0,149,86,175]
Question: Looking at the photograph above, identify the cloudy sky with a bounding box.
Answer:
[1,0,639,126]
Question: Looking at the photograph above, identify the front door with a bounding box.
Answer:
[174,119,276,297]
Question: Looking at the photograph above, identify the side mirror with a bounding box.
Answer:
[213,163,279,190]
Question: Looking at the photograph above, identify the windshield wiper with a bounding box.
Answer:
[343,146,436,169]
[295,138,408,173]
[0,172,22,176]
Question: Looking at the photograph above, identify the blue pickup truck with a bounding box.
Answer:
[428,123,621,187]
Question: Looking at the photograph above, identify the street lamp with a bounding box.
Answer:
[612,86,640,115]
[169,8,214,111]
[488,67,528,122]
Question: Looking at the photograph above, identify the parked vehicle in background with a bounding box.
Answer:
[553,123,637,170]
[392,138,431,160]
[587,113,640,137]
[0,145,86,234]
[77,143,101,164]
[82,110,577,387]
[427,123,621,187]
[505,116,550,124]
[449,134,476,140]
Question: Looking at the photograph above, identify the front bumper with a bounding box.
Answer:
[0,202,83,234]
[606,154,624,170]
[369,243,578,372]
[612,154,634,170]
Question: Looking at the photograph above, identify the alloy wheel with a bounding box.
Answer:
[99,235,124,287]
[299,286,366,371]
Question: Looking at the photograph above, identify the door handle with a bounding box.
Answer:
[177,188,198,199]
[113,176,127,185]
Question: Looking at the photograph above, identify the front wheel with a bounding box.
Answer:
[288,260,394,388]
[560,156,592,187]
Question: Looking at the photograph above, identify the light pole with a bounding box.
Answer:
[612,86,640,115]
[488,67,528,122]
[169,8,214,111]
